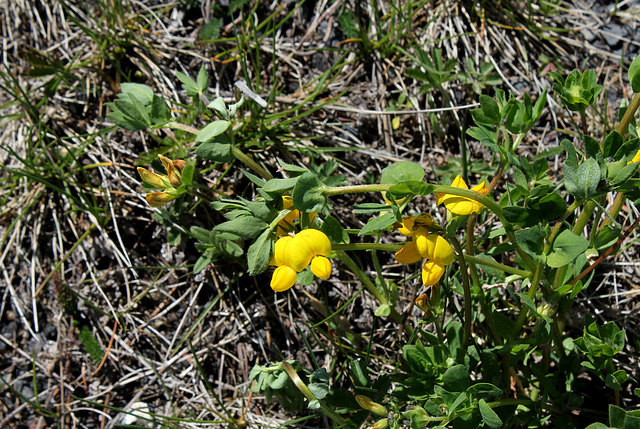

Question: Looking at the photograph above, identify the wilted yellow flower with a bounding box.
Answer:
[436,175,489,216]
[269,229,332,292]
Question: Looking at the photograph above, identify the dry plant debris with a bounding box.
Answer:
[1,0,640,427]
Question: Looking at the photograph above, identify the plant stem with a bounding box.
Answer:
[599,92,640,229]
[335,250,413,336]
[570,214,640,286]
[282,362,346,425]
[165,121,273,180]
[510,264,543,340]
[463,254,532,278]
[450,237,473,347]
[230,145,273,180]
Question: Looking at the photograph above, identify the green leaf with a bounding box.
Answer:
[442,364,471,392]
[119,82,154,105]
[359,212,397,235]
[547,229,589,268]
[350,360,369,387]
[374,302,391,317]
[564,157,600,199]
[466,383,503,400]
[292,172,327,212]
[531,193,567,221]
[261,177,299,192]
[478,399,503,429]
[629,54,640,93]
[246,229,273,276]
[208,97,228,119]
[603,131,623,158]
[196,120,230,142]
[380,161,425,184]
[321,215,349,244]
[176,71,199,96]
[503,206,538,227]
[191,226,213,243]
[388,181,434,198]
[197,65,209,94]
[181,164,194,187]
[515,226,546,263]
[196,135,233,163]
[150,95,172,124]
[193,253,213,274]
[215,216,269,239]
[594,225,621,250]
[480,94,500,123]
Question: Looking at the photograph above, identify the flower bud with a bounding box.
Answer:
[145,191,175,207]
[355,395,387,417]
[367,419,389,429]
[137,167,169,188]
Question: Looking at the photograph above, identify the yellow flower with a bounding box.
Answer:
[269,229,332,292]
[395,216,454,286]
[436,175,489,216]
[628,150,640,165]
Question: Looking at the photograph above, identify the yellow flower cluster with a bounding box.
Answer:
[269,229,332,292]
[395,214,454,286]
[436,175,489,216]
[137,155,188,207]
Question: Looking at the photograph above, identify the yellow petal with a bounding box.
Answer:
[628,150,640,165]
[310,256,332,279]
[298,229,332,256]
[422,261,445,286]
[412,227,431,259]
[398,216,415,236]
[270,235,293,266]
[286,234,314,272]
[450,175,469,189]
[270,265,297,292]
[436,175,488,216]
[395,242,422,264]
[415,233,454,265]
[471,181,489,195]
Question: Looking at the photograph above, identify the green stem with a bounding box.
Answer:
[510,264,543,340]
[463,255,532,278]
[165,121,273,180]
[450,237,473,347]
[230,145,273,180]
[335,250,413,336]
[333,243,401,252]
[282,362,346,425]
[553,199,598,290]
[599,92,640,229]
